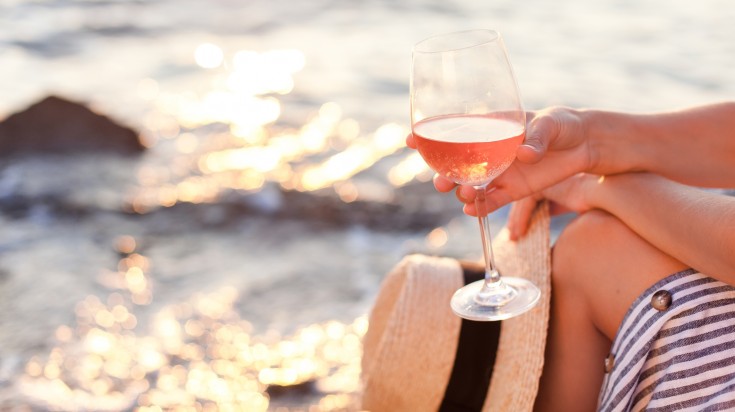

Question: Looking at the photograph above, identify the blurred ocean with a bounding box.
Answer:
[0,0,733,410]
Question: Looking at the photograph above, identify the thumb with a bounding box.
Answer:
[517,137,543,164]
[517,115,558,164]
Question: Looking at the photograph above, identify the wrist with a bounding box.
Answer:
[580,109,646,175]
[586,173,661,212]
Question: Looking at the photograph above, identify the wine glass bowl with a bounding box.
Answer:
[411,29,540,321]
[412,113,524,186]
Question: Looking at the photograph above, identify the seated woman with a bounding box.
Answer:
[407,102,735,411]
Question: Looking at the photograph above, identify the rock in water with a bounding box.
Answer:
[0,95,145,156]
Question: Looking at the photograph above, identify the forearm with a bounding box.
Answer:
[583,102,735,187]
[588,174,735,283]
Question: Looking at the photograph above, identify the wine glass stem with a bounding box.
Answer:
[474,184,516,306]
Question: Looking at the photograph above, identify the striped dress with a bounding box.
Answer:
[597,269,735,411]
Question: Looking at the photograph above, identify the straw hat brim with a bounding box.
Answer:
[361,202,551,411]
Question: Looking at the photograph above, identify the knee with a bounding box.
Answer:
[552,209,684,281]
[551,210,625,288]
[550,210,687,338]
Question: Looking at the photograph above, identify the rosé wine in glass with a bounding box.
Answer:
[412,114,524,186]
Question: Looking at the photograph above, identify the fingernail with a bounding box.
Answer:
[509,224,518,241]
[459,186,474,201]
[455,187,467,203]
[521,141,540,153]
[522,132,542,151]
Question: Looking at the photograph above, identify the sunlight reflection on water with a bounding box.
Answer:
[124,41,422,216]
[21,238,366,410]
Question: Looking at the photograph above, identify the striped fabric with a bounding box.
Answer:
[597,269,735,412]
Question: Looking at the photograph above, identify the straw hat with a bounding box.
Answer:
[361,202,551,411]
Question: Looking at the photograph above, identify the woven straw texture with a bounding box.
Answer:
[361,202,551,412]
[361,255,464,411]
[484,202,551,412]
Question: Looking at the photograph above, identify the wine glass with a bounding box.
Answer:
[410,29,540,321]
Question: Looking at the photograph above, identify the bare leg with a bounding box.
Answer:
[533,210,687,412]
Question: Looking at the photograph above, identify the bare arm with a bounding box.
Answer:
[587,102,735,188]
[588,174,735,283]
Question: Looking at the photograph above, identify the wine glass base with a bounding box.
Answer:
[450,277,541,321]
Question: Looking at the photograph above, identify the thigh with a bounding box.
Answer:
[552,210,688,340]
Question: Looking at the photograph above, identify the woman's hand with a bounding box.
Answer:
[506,173,600,240]
[407,107,599,214]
